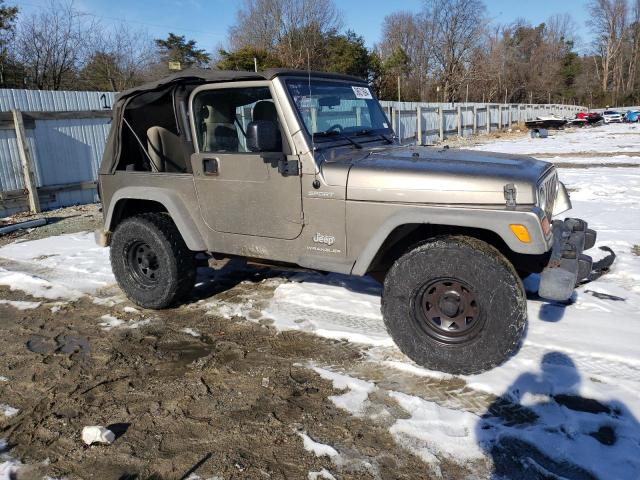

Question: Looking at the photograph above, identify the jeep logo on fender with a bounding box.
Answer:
[313,233,335,246]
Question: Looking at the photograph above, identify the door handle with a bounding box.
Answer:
[203,157,219,176]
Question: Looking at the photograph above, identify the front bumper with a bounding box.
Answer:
[538,218,597,301]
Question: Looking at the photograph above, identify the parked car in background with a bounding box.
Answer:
[603,110,623,123]
[624,110,640,122]
[576,111,603,124]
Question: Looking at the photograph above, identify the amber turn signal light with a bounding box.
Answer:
[509,224,531,243]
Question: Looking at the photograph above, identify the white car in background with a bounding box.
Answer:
[603,110,623,123]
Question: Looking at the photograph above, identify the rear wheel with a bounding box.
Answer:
[382,235,527,374]
[110,213,196,309]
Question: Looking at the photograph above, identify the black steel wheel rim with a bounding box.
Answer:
[411,277,484,345]
[126,240,160,287]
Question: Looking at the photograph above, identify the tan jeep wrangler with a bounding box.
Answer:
[96,68,598,374]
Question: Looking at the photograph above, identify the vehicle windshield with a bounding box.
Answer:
[286,79,391,142]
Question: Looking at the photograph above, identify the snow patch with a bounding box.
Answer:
[0,233,114,301]
[308,468,337,480]
[98,314,151,331]
[0,299,40,310]
[389,391,485,464]
[0,459,21,480]
[181,328,201,337]
[1,405,18,418]
[312,367,375,416]
[298,432,340,459]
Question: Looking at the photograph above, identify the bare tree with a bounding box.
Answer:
[589,0,627,93]
[424,0,487,101]
[81,24,157,91]
[375,12,434,100]
[16,0,97,90]
[228,0,342,68]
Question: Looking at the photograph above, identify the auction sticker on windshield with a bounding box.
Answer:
[352,86,373,99]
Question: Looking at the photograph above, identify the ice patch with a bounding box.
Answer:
[0,299,40,310]
[123,306,140,314]
[312,367,375,416]
[298,432,340,459]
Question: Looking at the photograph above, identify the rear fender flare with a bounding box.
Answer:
[105,186,207,251]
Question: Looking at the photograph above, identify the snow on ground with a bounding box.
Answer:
[472,122,640,156]
[0,233,113,300]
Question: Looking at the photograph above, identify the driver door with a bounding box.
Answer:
[190,83,303,240]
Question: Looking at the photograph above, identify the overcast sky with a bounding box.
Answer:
[18,0,592,52]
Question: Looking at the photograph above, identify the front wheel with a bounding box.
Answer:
[382,235,527,374]
[110,213,196,309]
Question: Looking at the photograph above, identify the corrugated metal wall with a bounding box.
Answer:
[0,89,116,112]
[1,88,114,217]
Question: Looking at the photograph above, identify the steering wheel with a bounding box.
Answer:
[326,124,343,133]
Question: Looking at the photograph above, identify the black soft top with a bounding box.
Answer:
[116,68,366,102]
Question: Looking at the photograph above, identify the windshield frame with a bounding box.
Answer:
[282,76,393,146]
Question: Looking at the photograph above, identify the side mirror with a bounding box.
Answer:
[247,120,281,152]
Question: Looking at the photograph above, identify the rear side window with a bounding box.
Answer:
[193,87,279,153]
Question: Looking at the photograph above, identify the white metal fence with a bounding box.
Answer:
[379,101,585,145]
[0,87,585,218]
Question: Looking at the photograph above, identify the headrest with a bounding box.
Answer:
[253,101,277,122]
[205,104,234,123]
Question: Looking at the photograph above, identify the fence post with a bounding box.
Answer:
[508,105,513,127]
[472,106,477,134]
[12,109,40,214]
[391,107,397,139]
[416,106,422,145]
[457,105,462,137]
[487,106,491,134]
[439,107,444,142]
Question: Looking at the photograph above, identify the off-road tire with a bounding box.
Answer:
[110,213,196,309]
[382,235,527,374]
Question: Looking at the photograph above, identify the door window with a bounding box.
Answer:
[192,86,281,153]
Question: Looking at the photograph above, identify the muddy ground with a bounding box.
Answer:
[0,204,102,248]
[0,261,481,480]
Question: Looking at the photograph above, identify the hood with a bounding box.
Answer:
[321,145,553,205]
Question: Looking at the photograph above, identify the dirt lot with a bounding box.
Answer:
[0,256,477,480]
[0,204,102,248]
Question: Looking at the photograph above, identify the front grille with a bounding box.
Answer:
[539,169,558,219]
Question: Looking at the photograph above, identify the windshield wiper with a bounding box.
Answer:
[353,128,394,144]
[313,129,363,149]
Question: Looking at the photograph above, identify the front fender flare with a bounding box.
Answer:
[104,186,207,251]
[350,205,551,276]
